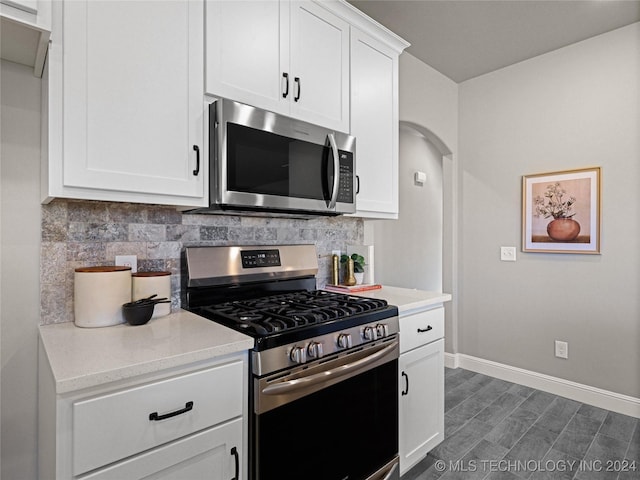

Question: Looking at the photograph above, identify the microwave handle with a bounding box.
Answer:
[327,133,340,209]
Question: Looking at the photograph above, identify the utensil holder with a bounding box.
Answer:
[132,272,172,318]
[74,266,132,328]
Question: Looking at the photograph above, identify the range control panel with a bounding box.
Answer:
[241,249,282,269]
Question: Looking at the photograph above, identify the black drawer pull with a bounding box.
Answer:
[417,325,433,333]
[282,72,289,98]
[294,76,301,102]
[401,371,409,396]
[231,446,239,480]
[149,401,194,421]
[192,145,200,176]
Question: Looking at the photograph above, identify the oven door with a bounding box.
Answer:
[211,99,356,215]
[251,340,399,480]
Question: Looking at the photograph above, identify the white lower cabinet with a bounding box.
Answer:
[39,351,247,480]
[398,307,445,476]
[81,419,242,480]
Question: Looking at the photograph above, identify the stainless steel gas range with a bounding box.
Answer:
[183,244,400,480]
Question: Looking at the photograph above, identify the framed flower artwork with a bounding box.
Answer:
[522,167,601,254]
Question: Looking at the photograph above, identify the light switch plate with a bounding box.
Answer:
[500,246,516,262]
[555,340,568,359]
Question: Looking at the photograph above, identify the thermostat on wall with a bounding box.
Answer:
[414,171,427,185]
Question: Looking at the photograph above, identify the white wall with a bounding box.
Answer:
[373,124,443,291]
[458,23,640,398]
[1,60,41,480]
[366,52,459,352]
[397,53,458,151]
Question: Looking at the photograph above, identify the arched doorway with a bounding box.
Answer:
[365,121,458,355]
[371,122,450,290]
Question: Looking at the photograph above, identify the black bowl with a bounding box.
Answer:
[122,302,154,326]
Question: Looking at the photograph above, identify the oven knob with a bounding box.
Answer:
[375,324,389,338]
[307,341,324,359]
[337,333,353,349]
[363,326,378,341]
[289,346,307,364]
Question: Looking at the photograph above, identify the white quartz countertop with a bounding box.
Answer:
[347,285,451,315]
[39,309,254,394]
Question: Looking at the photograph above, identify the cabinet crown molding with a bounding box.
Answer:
[315,0,410,53]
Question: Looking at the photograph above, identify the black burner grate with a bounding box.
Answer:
[199,290,388,337]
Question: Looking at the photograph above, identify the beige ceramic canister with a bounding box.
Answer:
[74,266,132,328]
[132,271,172,318]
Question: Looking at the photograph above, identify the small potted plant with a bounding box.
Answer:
[341,253,366,285]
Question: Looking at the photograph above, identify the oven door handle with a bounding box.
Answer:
[366,458,399,480]
[262,341,397,396]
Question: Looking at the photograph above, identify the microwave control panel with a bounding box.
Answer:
[337,152,354,203]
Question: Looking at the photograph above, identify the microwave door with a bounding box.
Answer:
[326,133,340,210]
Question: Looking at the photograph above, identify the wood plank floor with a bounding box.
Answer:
[402,368,639,480]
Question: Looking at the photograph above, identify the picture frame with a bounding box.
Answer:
[522,167,601,254]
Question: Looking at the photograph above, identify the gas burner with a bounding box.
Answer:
[198,289,390,340]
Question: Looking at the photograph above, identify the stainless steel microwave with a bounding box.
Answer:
[205,99,356,216]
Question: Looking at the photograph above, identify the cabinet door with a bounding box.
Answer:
[81,418,243,480]
[205,0,289,115]
[289,1,349,132]
[73,360,244,475]
[350,28,399,218]
[399,338,444,476]
[61,0,205,203]
[1,0,37,14]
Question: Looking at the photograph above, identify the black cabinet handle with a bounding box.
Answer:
[401,371,409,396]
[149,401,194,421]
[282,72,289,98]
[192,145,200,176]
[356,175,360,195]
[294,77,301,102]
[417,325,433,333]
[230,446,239,480]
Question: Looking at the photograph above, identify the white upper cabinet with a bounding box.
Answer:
[205,0,349,132]
[287,1,349,132]
[205,1,284,114]
[1,0,50,77]
[43,0,207,207]
[350,27,399,218]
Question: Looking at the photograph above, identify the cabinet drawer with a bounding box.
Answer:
[73,360,243,476]
[400,306,444,354]
[81,418,242,480]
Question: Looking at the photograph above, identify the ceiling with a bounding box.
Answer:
[347,0,640,83]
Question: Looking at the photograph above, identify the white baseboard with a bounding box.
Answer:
[444,353,640,419]
[444,352,459,369]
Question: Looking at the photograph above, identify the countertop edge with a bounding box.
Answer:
[396,293,452,315]
[343,285,452,314]
[39,310,254,395]
[41,287,451,394]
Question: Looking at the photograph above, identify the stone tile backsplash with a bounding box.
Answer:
[40,199,364,325]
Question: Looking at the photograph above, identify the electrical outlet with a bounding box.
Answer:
[500,246,516,262]
[115,255,137,273]
[332,250,341,257]
[555,340,568,359]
